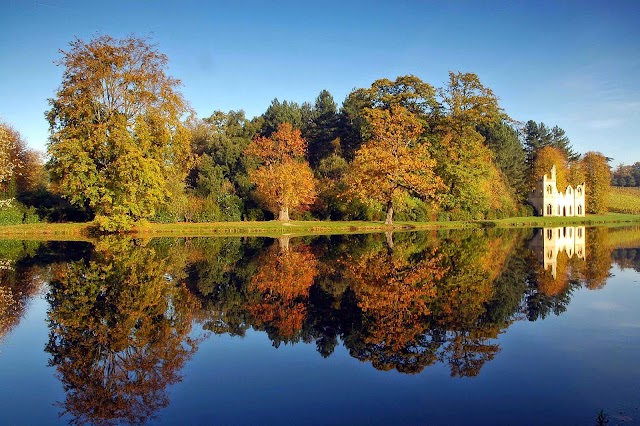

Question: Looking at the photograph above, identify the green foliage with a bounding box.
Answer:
[478,121,527,199]
[46,35,191,229]
[0,199,40,225]
[306,90,340,167]
[260,98,310,136]
[523,121,579,173]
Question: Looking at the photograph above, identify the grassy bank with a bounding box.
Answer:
[0,213,639,239]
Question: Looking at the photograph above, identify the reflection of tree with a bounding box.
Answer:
[45,237,200,426]
[337,231,521,376]
[248,237,318,344]
[583,227,612,289]
[182,237,256,336]
[612,248,640,272]
[344,238,445,372]
[0,241,91,344]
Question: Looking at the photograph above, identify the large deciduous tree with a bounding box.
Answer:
[245,122,316,221]
[581,151,611,214]
[46,35,191,230]
[432,71,516,219]
[345,105,443,225]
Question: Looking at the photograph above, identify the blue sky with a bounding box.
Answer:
[1,0,638,164]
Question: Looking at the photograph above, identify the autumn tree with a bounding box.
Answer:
[581,151,611,214]
[245,122,316,221]
[0,122,45,197]
[337,75,438,160]
[529,146,569,191]
[0,123,18,194]
[46,35,191,231]
[345,105,443,225]
[432,72,516,218]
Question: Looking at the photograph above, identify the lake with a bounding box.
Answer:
[0,226,639,425]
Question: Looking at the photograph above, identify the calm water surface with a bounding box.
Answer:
[0,227,639,425]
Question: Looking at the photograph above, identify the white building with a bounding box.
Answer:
[528,165,585,217]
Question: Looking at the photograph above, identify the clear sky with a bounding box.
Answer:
[1,0,638,164]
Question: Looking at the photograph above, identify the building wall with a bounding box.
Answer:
[528,165,586,217]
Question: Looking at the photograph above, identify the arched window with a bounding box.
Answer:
[547,204,552,215]
[547,185,553,194]
[578,228,583,238]
[568,187,572,195]
[547,250,553,259]
[547,229,553,240]
[578,205,582,215]
[569,228,573,238]
[577,187,582,195]
[569,205,572,215]
[558,205,561,215]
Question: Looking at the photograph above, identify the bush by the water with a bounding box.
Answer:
[608,186,640,214]
[0,199,40,225]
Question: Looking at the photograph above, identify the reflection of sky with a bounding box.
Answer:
[1,259,639,424]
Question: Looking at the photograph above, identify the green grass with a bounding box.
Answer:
[608,186,640,214]
[1,213,639,240]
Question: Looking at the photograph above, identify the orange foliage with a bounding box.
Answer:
[530,146,569,191]
[248,240,318,338]
[345,244,448,351]
[246,123,316,219]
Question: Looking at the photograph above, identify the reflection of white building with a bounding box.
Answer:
[528,165,585,217]
[530,226,586,278]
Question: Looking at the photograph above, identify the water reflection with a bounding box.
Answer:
[44,237,201,425]
[1,226,640,424]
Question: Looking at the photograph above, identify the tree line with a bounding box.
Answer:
[0,35,612,230]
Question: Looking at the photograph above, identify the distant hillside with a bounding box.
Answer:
[608,186,640,214]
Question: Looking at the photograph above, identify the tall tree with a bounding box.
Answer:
[260,99,308,137]
[338,75,438,160]
[432,72,516,218]
[344,105,443,225]
[523,121,579,172]
[478,120,527,199]
[46,35,191,230]
[581,151,611,214]
[306,90,339,167]
[245,123,316,221]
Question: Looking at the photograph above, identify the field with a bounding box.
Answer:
[608,186,640,214]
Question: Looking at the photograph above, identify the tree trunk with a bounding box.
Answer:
[385,231,394,253]
[385,200,394,225]
[278,206,289,221]
[277,235,290,252]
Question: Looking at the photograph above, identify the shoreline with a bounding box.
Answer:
[0,213,639,240]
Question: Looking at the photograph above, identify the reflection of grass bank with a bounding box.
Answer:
[0,213,639,239]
